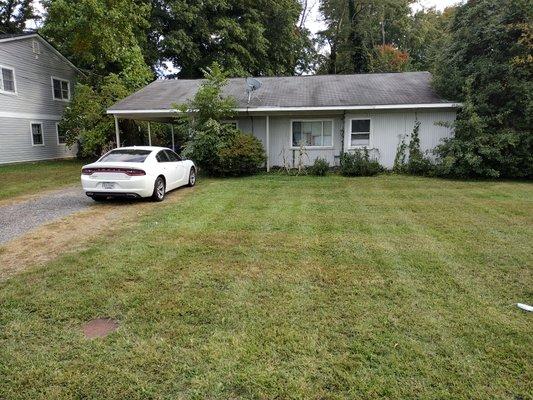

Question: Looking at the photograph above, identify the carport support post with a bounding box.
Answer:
[170,124,175,150]
[114,115,120,148]
[266,115,270,172]
[147,122,152,146]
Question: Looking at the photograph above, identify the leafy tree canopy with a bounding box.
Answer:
[177,63,265,176]
[148,0,313,78]
[317,0,414,73]
[41,0,152,88]
[433,0,532,178]
[0,0,37,33]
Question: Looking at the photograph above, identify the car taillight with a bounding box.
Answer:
[82,168,145,176]
[124,169,146,176]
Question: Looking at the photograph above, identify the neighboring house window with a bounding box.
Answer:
[31,123,44,146]
[56,123,67,144]
[52,77,70,100]
[0,66,16,93]
[292,120,333,147]
[350,119,371,147]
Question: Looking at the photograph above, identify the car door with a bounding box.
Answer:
[164,150,187,187]
[155,150,177,190]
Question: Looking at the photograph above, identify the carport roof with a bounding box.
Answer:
[108,71,459,116]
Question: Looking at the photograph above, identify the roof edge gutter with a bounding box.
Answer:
[107,103,463,115]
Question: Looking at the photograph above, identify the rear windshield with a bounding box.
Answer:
[99,149,151,163]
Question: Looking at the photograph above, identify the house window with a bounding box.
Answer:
[56,123,67,144]
[350,119,371,147]
[0,66,16,93]
[292,120,333,147]
[31,123,44,146]
[52,77,70,100]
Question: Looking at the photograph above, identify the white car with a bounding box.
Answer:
[81,146,196,202]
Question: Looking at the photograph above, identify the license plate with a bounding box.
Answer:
[102,182,115,189]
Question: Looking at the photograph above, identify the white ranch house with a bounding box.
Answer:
[108,72,461,170]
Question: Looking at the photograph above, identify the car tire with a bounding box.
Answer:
[152,176,166,202]
[187,167,196,187]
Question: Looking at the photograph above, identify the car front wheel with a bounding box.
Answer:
[187,167,196,187]
[152,176,166,202]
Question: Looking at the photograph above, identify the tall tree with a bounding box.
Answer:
[41,0,154,156]
[147,0,313,78]
[404,6,455,71]
[317,0,413,74]
[0,0,37,33]
[41,0,152,87]
[433,0,532,178]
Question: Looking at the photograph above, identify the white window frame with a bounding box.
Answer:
[51,76,70,101]
[290,119,334,149]
[30,121,45,147]
[348,118,372,149]
[56,122,67,145]
[0,64,17,95]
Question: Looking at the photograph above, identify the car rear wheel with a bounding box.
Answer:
[187,167,196,187]
[152,176,166,202]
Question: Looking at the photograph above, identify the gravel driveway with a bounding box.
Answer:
[0,187,93,244]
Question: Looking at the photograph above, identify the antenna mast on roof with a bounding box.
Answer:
[246,77,262,104]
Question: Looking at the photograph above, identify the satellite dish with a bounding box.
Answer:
[246,77,262,103]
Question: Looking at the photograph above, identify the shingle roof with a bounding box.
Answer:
[0,32,37,40]
[109,71,453,112]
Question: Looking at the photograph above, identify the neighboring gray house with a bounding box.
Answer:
[0,33,80,164]
[108,72,461,170]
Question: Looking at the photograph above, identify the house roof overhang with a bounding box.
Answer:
[107,102,462,122]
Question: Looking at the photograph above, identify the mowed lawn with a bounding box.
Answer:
[0,175,531,399]
[0,159,86,201]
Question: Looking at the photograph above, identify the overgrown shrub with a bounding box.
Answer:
[393,134,408,173]
[339,149,382,176]
[308,158,330,176]
[177,63,266,177]
[432,1,532,178]
[183,123,265,177]
[393,120,435,176]
[218,132,266,176]
[406,120,434,175]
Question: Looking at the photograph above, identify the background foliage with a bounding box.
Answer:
[432,0,532,178]
[177,63,266,176]
[1,0,530,178]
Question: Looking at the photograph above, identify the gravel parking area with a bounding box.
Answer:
[0,187,93,244]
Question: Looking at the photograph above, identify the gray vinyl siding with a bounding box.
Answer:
[0,117,76,164]
[343,109,456,168]
[235,109,455,169]
[0,36,78,163]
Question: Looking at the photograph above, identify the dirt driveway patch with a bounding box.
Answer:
[0,187,191,280]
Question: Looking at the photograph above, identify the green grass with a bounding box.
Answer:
[0,159,86,200]
[1,175,532,399]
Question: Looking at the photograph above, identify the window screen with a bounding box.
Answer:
[31,123,43,145]
[292,121,333,147]
[1,67,15,92]
[350,119,370,147]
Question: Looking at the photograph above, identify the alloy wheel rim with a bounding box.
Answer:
[157,181,164,198]
[190,171,196,184]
